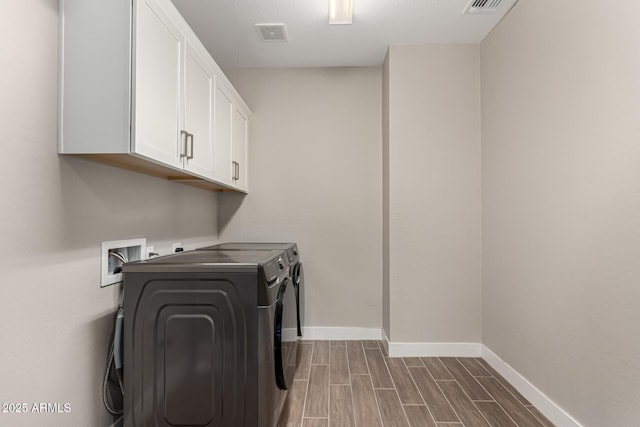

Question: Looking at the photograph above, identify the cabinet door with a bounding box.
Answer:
[232,106,249,192]
[213,79,234,186]
[133,0,184,169]
[183,41,214,178]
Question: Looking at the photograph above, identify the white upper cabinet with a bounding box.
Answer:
[59,0,250,192]
[212,78,250,191]
[232,105,249,192]
[133,0,184,169]
[183,40,214,178]
[213,79,234,186]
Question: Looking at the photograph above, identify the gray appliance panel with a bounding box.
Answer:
[198,243,299,264]
[126,249,284,267]
[123,272,258,427]
[123,249,288,306]
[196,243,305,338]
[200,242,296,251]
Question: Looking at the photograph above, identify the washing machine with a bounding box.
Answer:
[197,243,305,338]
[122,249,298,427]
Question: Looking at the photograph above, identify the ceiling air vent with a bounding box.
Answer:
[255,24,288,42]
[463,0,503,14]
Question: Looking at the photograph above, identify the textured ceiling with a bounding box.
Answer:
[171,0,519,68]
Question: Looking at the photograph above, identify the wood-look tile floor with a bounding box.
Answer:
[278,340,555,427]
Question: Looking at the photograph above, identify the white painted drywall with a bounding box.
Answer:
[220,67,383,331]
[385,45,482,343]
[482,1,640,425]
[0,1,219,425]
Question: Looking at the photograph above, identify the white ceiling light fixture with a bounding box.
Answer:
[329,0,353,25]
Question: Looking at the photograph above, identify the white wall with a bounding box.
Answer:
[0,1,219,425]
[482,1,640,425]
[385,45,482,344]
[220,67,383,333]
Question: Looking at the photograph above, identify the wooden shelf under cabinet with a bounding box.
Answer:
[74,154,238,193]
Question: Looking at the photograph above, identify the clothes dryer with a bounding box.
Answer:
[198,242,305,338]
[122,249,297,427]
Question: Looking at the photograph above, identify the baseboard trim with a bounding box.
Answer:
[302,327,383,341]
[387,341,482,357]
[481,346,583,427]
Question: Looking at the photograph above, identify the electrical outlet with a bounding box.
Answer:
[146,246,156,259]
[172,242,183,253]
[101,238,146,288]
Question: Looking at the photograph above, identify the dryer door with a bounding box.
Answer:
[292,263,305,337]
[274,278,298,390]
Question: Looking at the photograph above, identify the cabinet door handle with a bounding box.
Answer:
[232,161,238,180]
[179,130,188,158]
[186,133,194,159]
[236,162,240,180]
